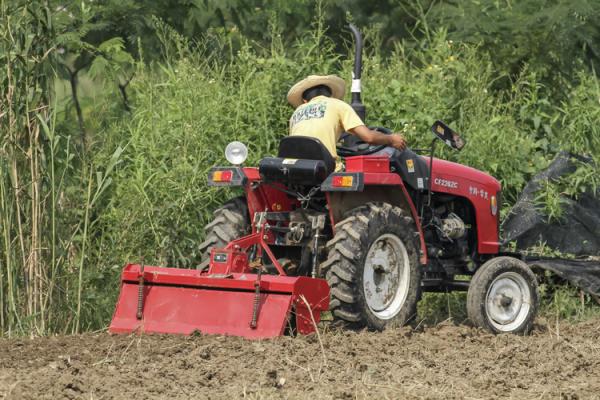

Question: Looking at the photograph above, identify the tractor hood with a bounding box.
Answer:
[428,157,501,196]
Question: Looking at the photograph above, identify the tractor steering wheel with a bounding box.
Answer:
[336,126,392,157]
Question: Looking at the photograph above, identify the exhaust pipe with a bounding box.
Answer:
[348,24,366,122]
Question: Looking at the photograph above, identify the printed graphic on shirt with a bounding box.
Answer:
[290,101,327,128]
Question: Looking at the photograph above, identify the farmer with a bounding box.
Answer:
[287,75,407,164]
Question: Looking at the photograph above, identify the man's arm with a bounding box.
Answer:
[349,125,407,150]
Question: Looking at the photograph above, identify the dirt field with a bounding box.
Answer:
[1,318,599,400]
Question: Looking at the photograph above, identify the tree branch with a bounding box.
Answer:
[118,73,134,113]
[68,67,86,149]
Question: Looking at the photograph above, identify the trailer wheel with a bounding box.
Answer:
[198,196,250,270]
[467,257,539,335]
[322,202,421,330]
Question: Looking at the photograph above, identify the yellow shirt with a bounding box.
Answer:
[289,96,364,158]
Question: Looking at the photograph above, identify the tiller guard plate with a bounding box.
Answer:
[109,264,330,339]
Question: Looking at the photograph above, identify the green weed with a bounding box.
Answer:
[417,292,468,326]
[539,279,600,322]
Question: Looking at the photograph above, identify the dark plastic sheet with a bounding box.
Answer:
[502,152,600,295]
[502,152,600,255]
[527,258,600,296]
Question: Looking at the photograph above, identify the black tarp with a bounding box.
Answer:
[526,258,600,296]
[502,152,600,295]
[502,151,600,254]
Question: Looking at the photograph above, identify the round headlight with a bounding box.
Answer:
[225,141,248,165]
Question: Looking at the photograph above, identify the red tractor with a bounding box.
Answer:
[110,26,538,338]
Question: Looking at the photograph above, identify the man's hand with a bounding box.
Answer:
[349,125,408,151]
[389,133,407,150]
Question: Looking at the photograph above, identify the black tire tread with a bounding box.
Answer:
[199,196,249,270]
[323,202,421,330]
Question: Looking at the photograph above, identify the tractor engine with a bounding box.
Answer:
[423,197,474,277]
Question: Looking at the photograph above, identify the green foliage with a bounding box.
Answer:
[417,292,468,325]
[88,37,134,81]
[561,162,600,198]
[47,0,600,86]
[430,0,600,87]
[555,72,600,155]
[534,178,569,223]
[53,0,122,73]
[0,0,129,335]
[533,158,600,222]
[367,31,546,202]
[97,18,340,269]
[539,278,600,322]
[1,0,60,334]
[518,241,577,259]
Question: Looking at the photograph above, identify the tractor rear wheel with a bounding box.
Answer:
[322,203,421,330]
[467,256,539,335]
[199,196,250,270]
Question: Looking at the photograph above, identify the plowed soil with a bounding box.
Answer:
[1,318,599,400]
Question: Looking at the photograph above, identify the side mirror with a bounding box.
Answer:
[431,120,465,151]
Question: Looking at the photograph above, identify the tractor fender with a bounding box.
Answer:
[325,174,427,265]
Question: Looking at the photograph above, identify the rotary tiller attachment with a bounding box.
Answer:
[109,229,330,339]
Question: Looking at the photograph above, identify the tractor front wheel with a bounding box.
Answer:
[322,203,421,330]
[199,196,250,270]
[467,256,539,335]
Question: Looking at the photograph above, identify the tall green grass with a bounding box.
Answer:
[0,1,124,335]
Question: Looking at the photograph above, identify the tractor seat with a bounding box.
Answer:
[277,136,335,172]
[258,136,335,186]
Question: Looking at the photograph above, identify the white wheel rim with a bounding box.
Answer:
[363,233,410,320]
[485,271,532,332]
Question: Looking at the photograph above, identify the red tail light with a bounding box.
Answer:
[212,170,233,182]
[332,175,354,187]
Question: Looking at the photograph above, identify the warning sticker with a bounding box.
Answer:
[406,159,415,173]
[213,253,228,263]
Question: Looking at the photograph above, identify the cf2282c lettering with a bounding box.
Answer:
[434,178,459,189]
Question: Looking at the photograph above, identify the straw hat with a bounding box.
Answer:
[287,75,346,108]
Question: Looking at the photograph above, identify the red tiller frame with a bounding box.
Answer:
[109,218,330,339]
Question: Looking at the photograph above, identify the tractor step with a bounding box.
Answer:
[109,264,330,339]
